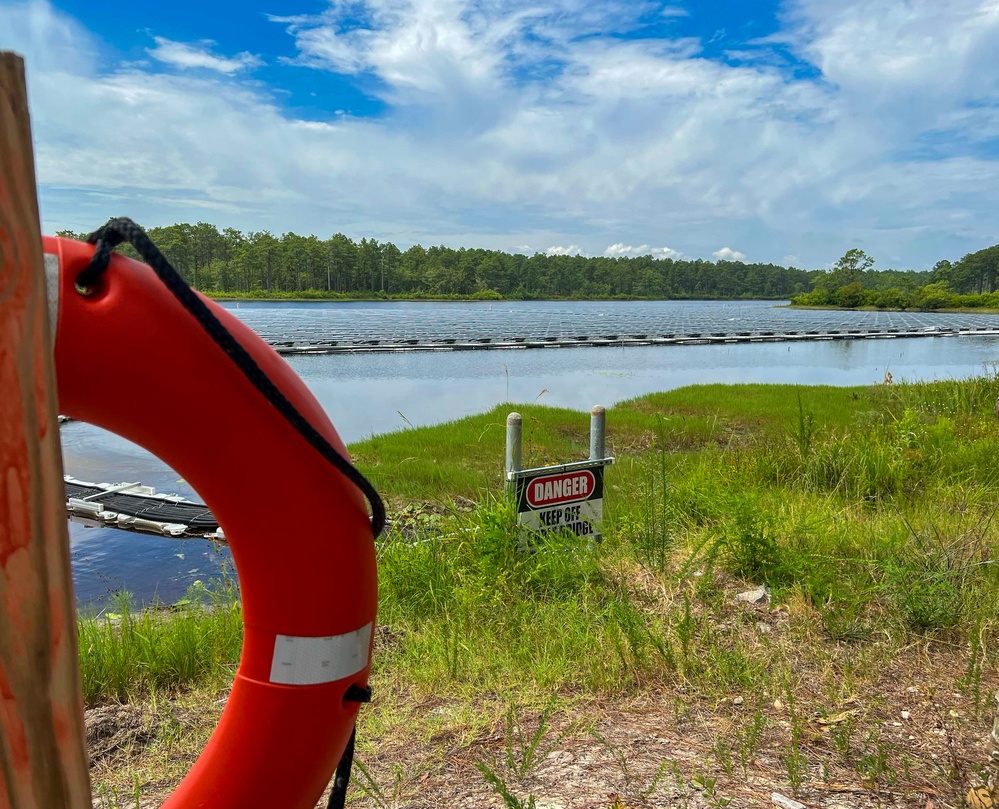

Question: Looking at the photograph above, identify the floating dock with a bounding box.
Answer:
[268,325,999,355]
[64,477,221,540]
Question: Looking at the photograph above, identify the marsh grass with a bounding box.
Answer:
[83,378,999,805]
[78,578,242,704]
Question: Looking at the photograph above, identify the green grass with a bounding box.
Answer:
[82,376,999,805]
[81,376,999,697]
[78,579,242,704]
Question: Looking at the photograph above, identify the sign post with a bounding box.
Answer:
[506,407,613,541]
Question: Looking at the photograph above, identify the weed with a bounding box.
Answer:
[640,760,673,801]
[719,497,786,585]
[883,512,997,632]
[476,762,537,809]
[691,768,731,806]
[609,585,676,677]
[856,730,894,786]
[830,719,855,764]
[736,705,768,775]
[630,416,676,570]
[352,756,396,809]
[781,687,809,796]
[502,699,566,777]
[710,737,734,778]
[794,392,816,457]
[592,732,675,803]
[669,759,692,809]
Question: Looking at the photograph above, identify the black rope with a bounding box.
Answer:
[327,726,358,809]
[326,686,371,807]
[77,217,385,539]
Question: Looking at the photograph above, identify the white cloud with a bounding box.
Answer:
[604,244,682,260]
[1,0,999,268]
[545,245,585,256]
[147,37,263,74]
[713,247,747,261]
[661,6,690,18]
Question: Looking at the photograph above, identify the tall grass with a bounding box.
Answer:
[78,579,242,704]
[80,378,999,708]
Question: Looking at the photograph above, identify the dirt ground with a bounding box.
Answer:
[87,643,999,809]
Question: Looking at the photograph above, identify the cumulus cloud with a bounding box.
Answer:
[713,247,747,261]
[604,244,682,260]
[147,37,263,74]
[2,0,999,267]
[545,245,585,256]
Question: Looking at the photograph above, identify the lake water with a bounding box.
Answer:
[62,300,999,608]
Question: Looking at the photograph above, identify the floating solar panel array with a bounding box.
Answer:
[224,303,999,354]
[64,477,221,539]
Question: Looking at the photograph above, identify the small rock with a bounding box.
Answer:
[771,793,806,809]
[735,587,768,604]
[734,696,744,706]
[902,710,910,720]
[757,621,773,634]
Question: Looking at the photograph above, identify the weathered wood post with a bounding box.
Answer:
[0,51,93,807]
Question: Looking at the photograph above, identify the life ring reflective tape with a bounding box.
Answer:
[46,235,378,809]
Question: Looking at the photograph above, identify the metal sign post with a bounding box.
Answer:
[506,406,614,541]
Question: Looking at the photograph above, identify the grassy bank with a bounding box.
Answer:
[84,379,999,807]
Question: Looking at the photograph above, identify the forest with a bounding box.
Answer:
[57,223,999,305]
[58,222,812,299]
[790,246,999,310]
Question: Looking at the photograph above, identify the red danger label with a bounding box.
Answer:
[526,470,595,508]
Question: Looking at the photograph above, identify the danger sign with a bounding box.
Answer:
[511,461,606,539]
[526,470,596,508]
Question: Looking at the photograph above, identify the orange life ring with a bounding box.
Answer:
[45,234,378,809]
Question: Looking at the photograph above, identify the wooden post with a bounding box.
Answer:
[0,52,93,808]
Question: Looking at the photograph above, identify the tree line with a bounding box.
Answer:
[57,222,999,306]
[57,222,814,300]
[791,246,999,310]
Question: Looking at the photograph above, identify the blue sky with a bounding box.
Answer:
[3,0,998,269]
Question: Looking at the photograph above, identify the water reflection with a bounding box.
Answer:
[287,334,999,439]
